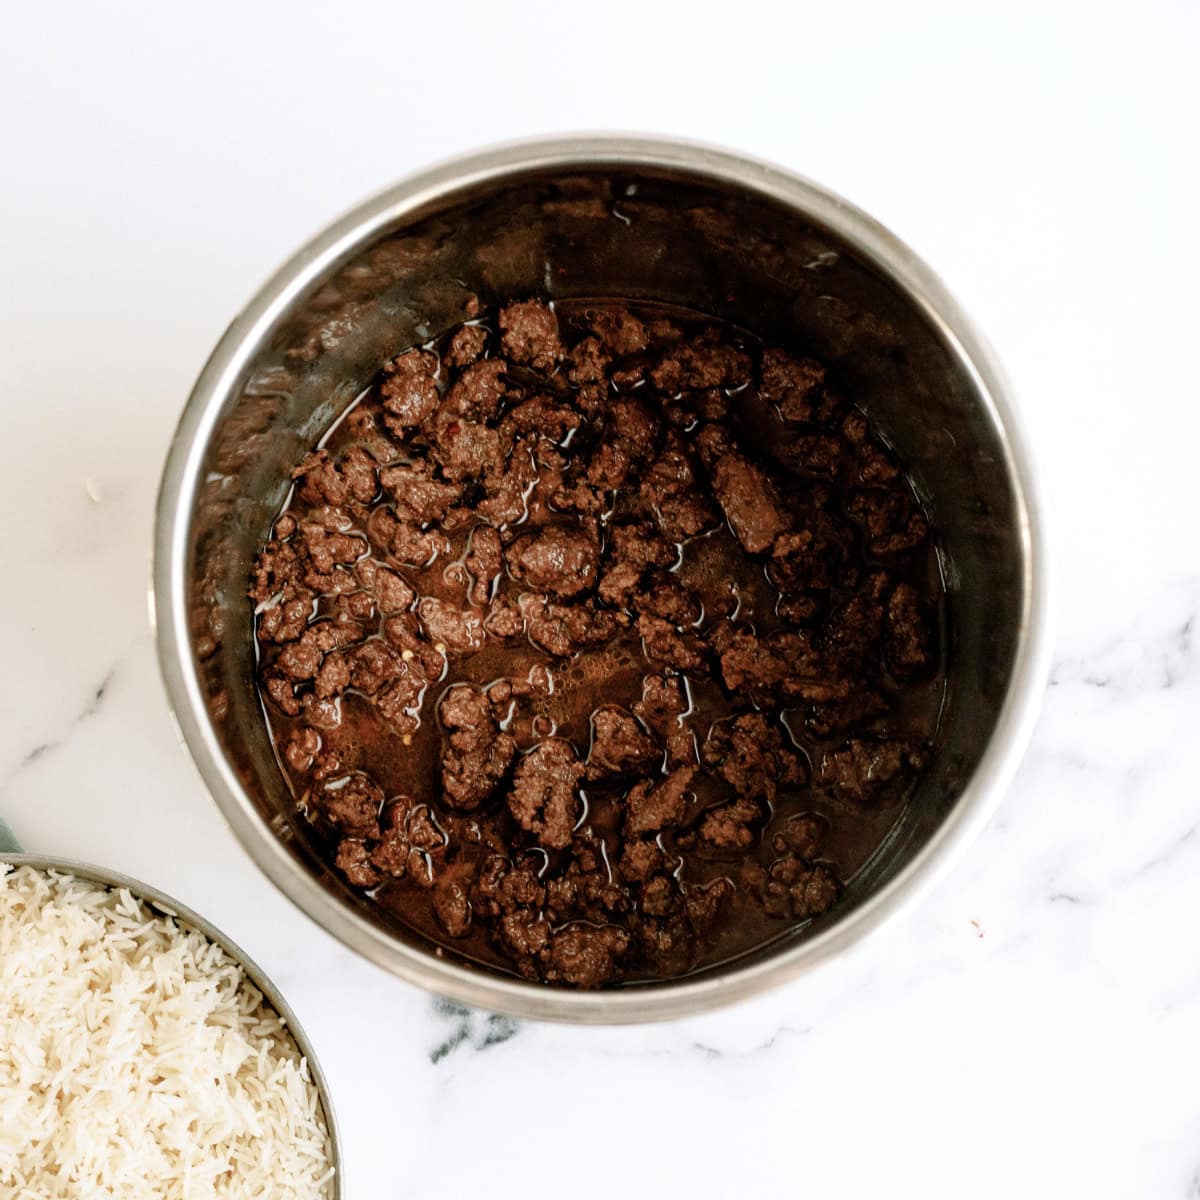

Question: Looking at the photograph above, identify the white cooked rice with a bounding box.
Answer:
[0,864,335,1199]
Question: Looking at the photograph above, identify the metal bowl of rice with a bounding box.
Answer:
[0,852,341,1199]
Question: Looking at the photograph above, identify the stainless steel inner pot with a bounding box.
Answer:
[154,136,1051,1023]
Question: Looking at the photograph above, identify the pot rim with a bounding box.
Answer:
[152,133,1053,1024]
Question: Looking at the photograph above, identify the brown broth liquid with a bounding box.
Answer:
[256,301,946,983]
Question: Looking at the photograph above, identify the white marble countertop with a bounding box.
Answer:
[2,3,1197,1196]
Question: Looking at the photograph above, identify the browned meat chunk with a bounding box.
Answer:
[638,614,707,672]
[588,306,649,355]
[685,877,734,930]
[375,663,428,734]
[609,520,677,572]
[718,629,848,705]
[758,347,833,423]
[505,526,599,598]
[665,730,697,768]
[379,462,461,524]
[445,358,508,422]
[500,394,581,444]
[418,597,485,655]
[698,795,763,849]
[520,595,624,657]
[587,706,659,779]
[818,737,928,805]
[639,440,721,538]
[315,773,382,839]
[544,841,628,924]
[382,612,447,679]
[635,577,702,627]
[296,522,363,581]
[626,765,695,836]
[498,912,552,963]
[701,713,807,802]
[283,726,320,773]
[846,489,929,556]
[484,596,526,640]
[332,588,373,633]
[335,839,382,888]
[263,671,301,716]
[568,336,611,386]
[472,854,546,918]
[476,438,538,527]
[374,567,414,614]
[389,520,450,567]
[368,797,445,881]
[632,879,693,973]
[710,451,789,553]
[464,525,503,606]
[541,925,629,988]
[439,685,518,811]
[822,571,889,673]
[782,432,845,479]
[433,875,473,937]
[661,492,718,541]
[596,561,641,607]
[651,339,750,393]
[257,586,315,644]
[444,323,488,368]
[586,397,660,488]
[857,442,900,485]
[771,813,827,860]
[293,450,352,507]
[784,864,842,919]
[598,520,676,606]
[693,422,733,470]
[431,416,506,482]
[618,839,667,883]
[301,693,342,729]
[348,640,403,694]
[633,673,689,732]
[379,348,439,433]
[507,738,583,849]
[768,516,849,595]
[749,855,842,920]
[276,623,340,682]
[314,651,350,699]
[341,447,380,504]
[499,300,564,370]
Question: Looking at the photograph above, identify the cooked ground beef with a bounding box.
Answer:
[253,299,945,988]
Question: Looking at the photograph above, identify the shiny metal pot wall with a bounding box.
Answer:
[154,136,1051,1023]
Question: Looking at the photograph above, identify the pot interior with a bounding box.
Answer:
[184,163,1025,985]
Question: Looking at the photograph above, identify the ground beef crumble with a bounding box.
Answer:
[253,299,945,988]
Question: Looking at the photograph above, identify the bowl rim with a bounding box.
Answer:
[153,133,1053,1024]
[1,852,343,1192]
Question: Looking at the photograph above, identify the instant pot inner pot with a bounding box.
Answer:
[186,166,1023,980]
